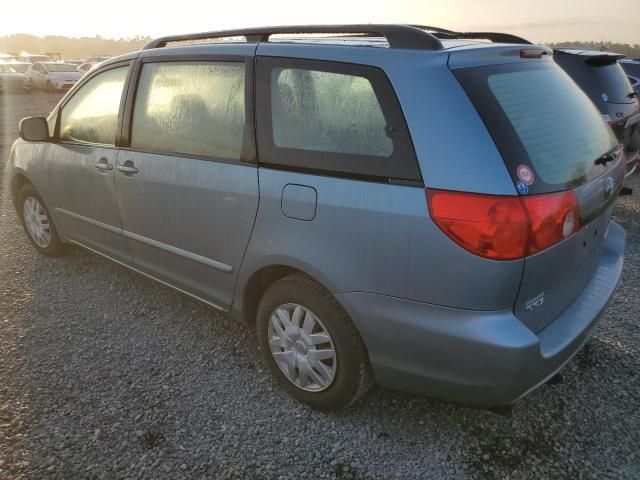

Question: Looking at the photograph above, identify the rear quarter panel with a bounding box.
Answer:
[236,169,524,310]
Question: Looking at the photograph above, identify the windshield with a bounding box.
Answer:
[43,63,77,73]
[454,62,618,193]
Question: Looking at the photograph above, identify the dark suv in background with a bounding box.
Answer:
[619,59,640,97]
[554,50,640,177]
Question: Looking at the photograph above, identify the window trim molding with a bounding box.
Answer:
[54,61,133,147]
[119,54,256,165]
[255,56,422,183]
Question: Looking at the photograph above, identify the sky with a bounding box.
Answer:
[1,0,638,44]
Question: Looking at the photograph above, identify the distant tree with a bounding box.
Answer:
[0,34,152,60]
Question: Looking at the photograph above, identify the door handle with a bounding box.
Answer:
[117,161,139,175]
[95,158,113,171]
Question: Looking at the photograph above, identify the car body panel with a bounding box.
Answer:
[114,151,259,310]
[237,168,524,310]
[337,221,624,406]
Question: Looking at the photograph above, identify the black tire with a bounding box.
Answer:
[257,273,372,410]
[17,184,67,257]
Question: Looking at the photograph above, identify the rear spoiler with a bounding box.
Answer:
[554,50,625,66]
[414,26,532,45]
[584,54,625,67]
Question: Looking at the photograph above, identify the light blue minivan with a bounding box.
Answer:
[7,25,626,410]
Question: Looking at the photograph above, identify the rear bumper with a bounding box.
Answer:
[336,221,625,407]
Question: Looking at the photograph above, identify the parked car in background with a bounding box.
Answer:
[0,62,31,92]
[77,61,100,75]
[554,50,640,176]
[619,59,640,97]
[8,25,626,410]
[24,62,83,93]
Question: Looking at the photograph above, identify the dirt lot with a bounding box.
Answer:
[0,91,639,479]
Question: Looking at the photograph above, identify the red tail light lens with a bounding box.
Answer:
[426,189,581,260]
[520,192,580,255]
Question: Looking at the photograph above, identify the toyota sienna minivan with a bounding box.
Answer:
[6,25,626,410]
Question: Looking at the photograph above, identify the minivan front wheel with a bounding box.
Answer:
[257,274,372,410]
[18,184,66,256]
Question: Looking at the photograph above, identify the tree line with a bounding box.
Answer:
[1,34,639,61]
[0,34,152,60]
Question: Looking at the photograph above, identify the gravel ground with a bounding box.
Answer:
[0,91,639,480]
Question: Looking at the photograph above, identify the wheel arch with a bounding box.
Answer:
[234,259,341,328]
[9,169,33,209]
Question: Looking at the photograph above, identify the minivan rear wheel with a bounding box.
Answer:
[18,184,67,257]
[257,274,372,410]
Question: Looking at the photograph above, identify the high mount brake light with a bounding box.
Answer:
[520,49,547,59]
[426,189,581,260]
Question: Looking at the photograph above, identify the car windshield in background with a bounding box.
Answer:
[43,63,77,72]
[454,62,618,193]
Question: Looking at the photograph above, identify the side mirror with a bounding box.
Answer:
[19,117,49,142]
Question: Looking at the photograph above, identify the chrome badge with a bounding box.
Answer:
[525,293,545,312]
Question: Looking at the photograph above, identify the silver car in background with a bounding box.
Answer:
[6,25,626,410]
[24,62,83,92]
[0,62,31,92]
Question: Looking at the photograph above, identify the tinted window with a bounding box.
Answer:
[257,58,421,182]
[455,62,618,192]
[272,68,392,157]
[591,63,635,104]
[60,66,128,145]
[130,62,245,160]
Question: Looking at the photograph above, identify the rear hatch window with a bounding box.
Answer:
[590,62,635,104]
[454,62,618,194]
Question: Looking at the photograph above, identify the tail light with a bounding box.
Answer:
[426,189,581,260]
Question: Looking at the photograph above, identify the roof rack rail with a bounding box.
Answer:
[143,24,444,51]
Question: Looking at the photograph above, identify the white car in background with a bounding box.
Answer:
[25,62,83,92]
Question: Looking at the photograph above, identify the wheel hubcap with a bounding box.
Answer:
[268,303,337,392]
[23,196,51,248]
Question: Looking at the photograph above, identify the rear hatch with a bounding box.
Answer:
[452,51,625,332]
[566,52,640,163]
[586,55,640,161]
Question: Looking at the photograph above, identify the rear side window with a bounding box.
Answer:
[272,69,393,157]
[131,61,245,160]
[455,62,618,193]
[256,57,421,182]
[59,66,128,145]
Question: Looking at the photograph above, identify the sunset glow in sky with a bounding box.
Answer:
[2,0,638,44]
